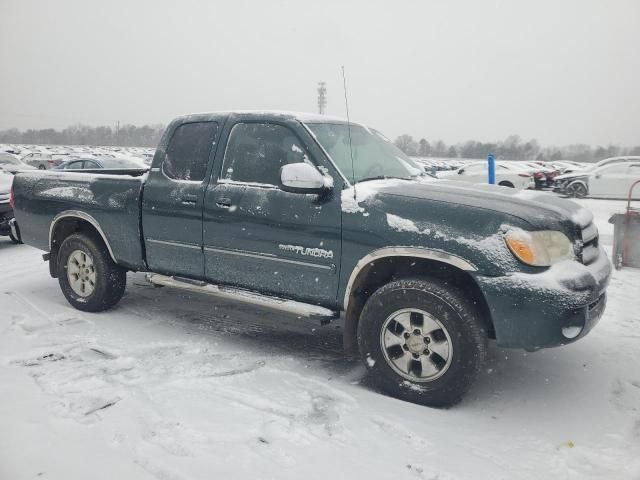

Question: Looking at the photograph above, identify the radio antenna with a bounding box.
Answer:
[341,65,357,199]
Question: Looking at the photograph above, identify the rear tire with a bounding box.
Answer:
[57,232,126,312]
[357,277,487,407]
[498,181,514,188]
[38,164,46,170]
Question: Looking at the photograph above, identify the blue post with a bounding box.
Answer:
[488,153,496,185]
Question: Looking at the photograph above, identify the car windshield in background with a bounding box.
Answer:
[306,123,422,183]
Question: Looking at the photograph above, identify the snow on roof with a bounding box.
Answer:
[173,110,360,125]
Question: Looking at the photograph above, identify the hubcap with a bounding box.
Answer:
[380,308,453,382]
[67,250,96,297]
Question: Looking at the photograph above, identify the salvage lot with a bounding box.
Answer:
[1,197,639,480]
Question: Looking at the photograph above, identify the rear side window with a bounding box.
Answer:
[221,122,312,185]
[163,122,218,181]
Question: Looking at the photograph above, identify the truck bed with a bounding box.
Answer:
[12,170,147,270]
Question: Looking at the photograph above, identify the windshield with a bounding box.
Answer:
[306,123,423,183]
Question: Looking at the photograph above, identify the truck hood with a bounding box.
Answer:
[344,178,593,229]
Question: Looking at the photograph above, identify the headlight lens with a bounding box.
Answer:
[504,230,574,266]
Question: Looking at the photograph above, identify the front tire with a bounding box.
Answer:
[567,181,587,198]
[8,230,21,244]
[357,277,487,407]
[57,232,126,312]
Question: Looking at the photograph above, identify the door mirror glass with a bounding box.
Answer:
[458,169,464,174]
[280,163,327,193]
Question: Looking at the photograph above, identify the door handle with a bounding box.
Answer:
[215,197,232,209]
[181,194,199,206]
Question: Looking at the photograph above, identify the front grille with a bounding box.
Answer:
[579,223,599,264]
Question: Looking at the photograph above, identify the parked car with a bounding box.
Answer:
[554,161,640,199]
[0,152,37,173]
[54,156,148,170]
[22,152,71,169]
[560,156,640,175]
[0,171,20,243]
[11,111,611,407]
[520,161,559,189]
[438,161,534,189]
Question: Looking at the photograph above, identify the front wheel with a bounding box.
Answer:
[8,230,21,244]
[357,277,487,407]
[567,181,587,198]
[57,232,126,312]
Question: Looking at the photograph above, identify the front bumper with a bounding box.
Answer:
[474,247,612,349]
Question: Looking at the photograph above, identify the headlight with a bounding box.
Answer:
[504,230,574,266]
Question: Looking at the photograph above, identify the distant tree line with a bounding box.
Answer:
[394,134,640,163]
[2,124,639,163]
[0,124,165,148]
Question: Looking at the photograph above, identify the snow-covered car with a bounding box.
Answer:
[0,152,37,173]
[21,152,71,170]
[554,161,640,199]
[560,156,640,176]
[437,161,534,189]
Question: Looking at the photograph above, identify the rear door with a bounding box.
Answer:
[202,119,342,305]
[142,121,219,278]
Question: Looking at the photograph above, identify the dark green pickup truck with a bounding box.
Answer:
[11,111,611,406]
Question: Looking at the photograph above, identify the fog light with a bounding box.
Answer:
[562,326,582,339]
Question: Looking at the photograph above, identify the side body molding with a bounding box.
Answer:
[49,210,117,263]
[343,246,477,310]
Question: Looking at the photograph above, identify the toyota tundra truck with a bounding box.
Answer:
[10,111,612,406]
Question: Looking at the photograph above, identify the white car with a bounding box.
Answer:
[437,161,534,189]
[554,162,640,199]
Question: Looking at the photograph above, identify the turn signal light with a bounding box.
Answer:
[505,237,536,264]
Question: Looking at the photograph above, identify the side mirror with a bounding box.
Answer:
[280,163,328,194]
[595,174,601,179]
[458,169,464,175]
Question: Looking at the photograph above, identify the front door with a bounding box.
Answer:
[589,164,629,198]
[202,120,342,305]
[142,121,219,278]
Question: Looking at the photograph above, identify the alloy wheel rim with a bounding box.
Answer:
[67,250,96,297]
[380,308,453,382]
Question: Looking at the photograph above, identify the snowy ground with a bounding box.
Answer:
[1,198,639,480]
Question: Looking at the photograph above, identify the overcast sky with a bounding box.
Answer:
[1,0,639,146]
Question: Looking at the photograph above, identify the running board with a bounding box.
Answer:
[146,274,340,324]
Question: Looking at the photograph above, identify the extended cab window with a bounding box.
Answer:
[163,122,218,181]
[222,122,311,186]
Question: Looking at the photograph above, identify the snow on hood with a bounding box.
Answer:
[341,178,411,214]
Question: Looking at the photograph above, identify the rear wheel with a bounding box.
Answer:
[567,181,587,198]
[357,277,487,407]
[38,164,46,170]
[498,181,514,188]
[57,232,126,312]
